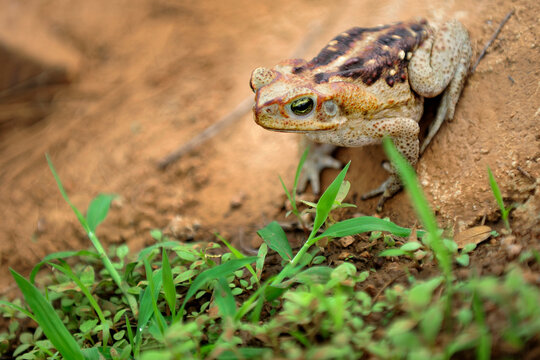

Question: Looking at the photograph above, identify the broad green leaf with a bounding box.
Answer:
[311,162,350,235]
[256,243,268,280]
[264,285,287,302]
[257,221,292,261]
[81,347,101,360]
[294,266,333,284]
[419,303,443,344]
[335,180,351,204]
[218,347,271,360]
[407,276,444,309]
[400,242,422,252]
[317,216,421,240]
[214,277,236,318]
[462,243,477,254]
[456,254,470,267]
[179,257,257,316]
[149,229,163,241]
[86,194,116,232]
[379,249,408,257]
[162,249,176,318]
[10,269,84,360]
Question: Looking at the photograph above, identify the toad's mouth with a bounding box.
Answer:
[258,126,336,134]
[255,119,341,133]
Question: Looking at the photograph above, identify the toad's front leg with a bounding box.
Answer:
[297,136,341,195]
[359,117,420,211]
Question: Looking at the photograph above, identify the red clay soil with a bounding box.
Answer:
[0,0,538,296]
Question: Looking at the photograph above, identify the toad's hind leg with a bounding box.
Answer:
[408,20,473,154]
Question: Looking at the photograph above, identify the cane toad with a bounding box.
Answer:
[250,19,472,210]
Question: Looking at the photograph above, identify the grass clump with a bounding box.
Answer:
[0,143,538,359]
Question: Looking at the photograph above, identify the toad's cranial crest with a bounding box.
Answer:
[250,19,472,211]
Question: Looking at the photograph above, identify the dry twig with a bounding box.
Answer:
[471,9,515,74]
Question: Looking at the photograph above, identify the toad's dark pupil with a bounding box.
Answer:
[290,97,314,116]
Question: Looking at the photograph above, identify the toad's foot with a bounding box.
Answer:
[298,142,341,194]
[360,166,402,212]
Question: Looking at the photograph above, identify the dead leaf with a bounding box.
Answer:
[454,225,492,249]
[339,236,355,247]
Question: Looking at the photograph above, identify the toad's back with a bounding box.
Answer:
[293,20,430,88]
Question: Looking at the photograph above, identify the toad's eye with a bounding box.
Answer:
[290,97,314,116]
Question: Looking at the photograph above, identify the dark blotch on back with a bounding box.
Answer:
[310,20,429,87]
[293,24,390,74]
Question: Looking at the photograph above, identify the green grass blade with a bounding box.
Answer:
[161,248,176,319]
[214,276,237,318]
[179,257,257,316]
[29,250,99,283]
[257,221,293,261]
[235,282,267,321]
[293,147,310,202]
[472,291,491,360]
[279,147,310,218]
[143,259,166,335]
[279,176,296,215]
[0,300,36,321]
[382,138,451,278]
[46,154,88,230]
[10,269,84,360]
[86,194,116,232]
[137,241,182,261]
[487,167,505,213]
[316,216,422,240]
[136,267,163,345]
[487,166,510,230]
[125,314,136,358]
[216,234,258,283]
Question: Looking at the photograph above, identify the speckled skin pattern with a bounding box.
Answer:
[250,19,472,210]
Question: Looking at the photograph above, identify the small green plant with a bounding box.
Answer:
[487,166,512,231]
[260,157,422,287]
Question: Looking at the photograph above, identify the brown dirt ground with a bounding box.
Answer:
[0,0,538,308]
